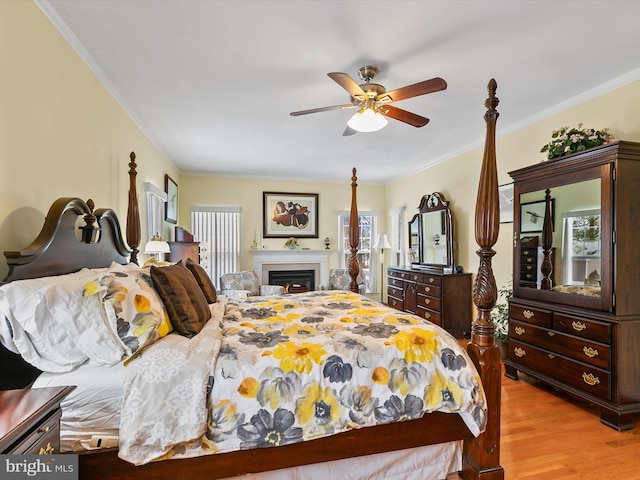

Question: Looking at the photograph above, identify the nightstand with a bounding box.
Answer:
[0,386,75,454]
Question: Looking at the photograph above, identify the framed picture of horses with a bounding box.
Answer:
[263,192,319,238]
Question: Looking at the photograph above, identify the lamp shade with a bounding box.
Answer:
[144,234,170,254]
[373,234,391,250]
[347,107,388,133]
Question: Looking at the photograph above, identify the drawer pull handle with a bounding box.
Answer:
[401,273,406,278]
[424,286,431,293]
[38,426,51,434]
[39,442,55,455]
[428,278,435,283]
[424,299,430,304]
[514,347,526,358]
[522,310,534,319]
[424,312,431,319]
[583,346,599,358]
[572,321,587,332]
[547,331,555,337]
[548,353,555,359]
[582,372,600,386]
[514,326,525,336]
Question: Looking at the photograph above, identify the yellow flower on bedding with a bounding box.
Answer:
[134,293,151,313]
[383,314,422,326]
[388,328,439,363]
[348,306,387,317]
[296,382,341,429]
[372,366,389,384]
[269,341,327,374]
[268,312,302,324]
[282,323,319,338]
[425,370,464,410]
[238,377,259,398]
[83,278,108,296]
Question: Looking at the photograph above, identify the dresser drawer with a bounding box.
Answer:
[390,269,410,280]
[388,296,403,310]
[421,275,441,287]
[553,313,610,344]
[417,294,441,312]
[417,306,441,325]
[8,409,61,454]
[510,320,609,369]
[388,285,403,300]
[509,340,610,400]
[388,276,403,288]
[415,283,441,297]
[520,271,537,283]
[509,304,551,327]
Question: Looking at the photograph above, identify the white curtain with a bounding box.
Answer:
[191,206,241,288]
[390,206,406,267]
[143,182,167,241]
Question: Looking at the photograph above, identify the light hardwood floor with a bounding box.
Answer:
[449,364,640,479]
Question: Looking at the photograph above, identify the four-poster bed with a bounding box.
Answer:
[0,80,503,479]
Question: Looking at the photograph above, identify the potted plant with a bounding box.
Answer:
[540,123,614,161]
[490,281,512,360]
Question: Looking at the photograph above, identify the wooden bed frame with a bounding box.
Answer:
[1,80,503,480]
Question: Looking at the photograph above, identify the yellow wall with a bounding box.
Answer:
[3,1,640,295]
[179,174,385,272]
[0,1,177,280]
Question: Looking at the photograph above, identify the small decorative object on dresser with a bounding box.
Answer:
[506,140,640,431]
[0,386,75,454]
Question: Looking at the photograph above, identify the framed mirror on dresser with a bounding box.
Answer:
[505,141,640,430]
[388,193,472,338]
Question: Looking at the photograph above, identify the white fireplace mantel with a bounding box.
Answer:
[250,249,331,288]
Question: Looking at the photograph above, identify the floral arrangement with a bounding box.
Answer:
[284,237,299,249]
[540,123,614,160]
[490,281,512,343]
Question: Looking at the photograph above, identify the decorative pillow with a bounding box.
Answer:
[185,258,217,303]
[150,262,211,338]
[0,268,127,372]
[101,268,173,358]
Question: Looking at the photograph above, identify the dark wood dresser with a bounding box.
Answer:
[387,267,472,338]
[167,241,200,263]
[0,386,75,454]
[505,141,640,431]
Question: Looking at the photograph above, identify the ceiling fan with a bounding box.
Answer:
[290,66,447,136]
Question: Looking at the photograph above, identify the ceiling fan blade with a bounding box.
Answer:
[382,77,447,103]
[290,104,354,116]
[327,72,366,99]
[379,105,430,127]
[342,125,357,136]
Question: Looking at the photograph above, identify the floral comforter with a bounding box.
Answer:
[118,291,486,465]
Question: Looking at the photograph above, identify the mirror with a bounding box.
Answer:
[518,178,601,298]
[408,192,454,272]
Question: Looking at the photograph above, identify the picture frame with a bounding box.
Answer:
[498,183,514,224]
[164,174,178,224]
[263,192,319,238]
[520,199,554,233]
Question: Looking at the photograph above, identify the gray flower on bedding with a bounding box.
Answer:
[242,307,277,319]
[238,330,288,348]
[300,315,324,324]
[256,367,302,408]
[440,347,467,371]
[237,408,303,449]
[374,394,424,424]
[339,384,378,425]
[322,355,353,383]
[324,302,358,310]
[352,322,398,339]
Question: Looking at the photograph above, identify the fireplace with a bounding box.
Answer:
[251,250,330,290]
[269,269,315,293]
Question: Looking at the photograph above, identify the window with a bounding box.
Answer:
[191,206,241,288]
[390,206,405,266]
[337,210,377,292]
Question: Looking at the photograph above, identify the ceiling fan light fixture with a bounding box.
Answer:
[347,106,388,133]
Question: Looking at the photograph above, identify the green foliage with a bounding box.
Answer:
[540,123,614,161]
[490,281,512,343]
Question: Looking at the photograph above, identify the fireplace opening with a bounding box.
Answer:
[269,269,315,294]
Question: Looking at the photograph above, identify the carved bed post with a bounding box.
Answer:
[462,79,504,480]
[540,189,554,290]
[126,152,141,265]
[348,167,360,293]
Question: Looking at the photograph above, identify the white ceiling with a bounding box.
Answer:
[38,0,640,184]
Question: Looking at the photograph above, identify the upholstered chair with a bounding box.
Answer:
[219,270,284,298]
[325,268,366,294]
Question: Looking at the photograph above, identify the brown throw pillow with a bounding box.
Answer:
[185,257,217,303]
[150,262,211,338]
